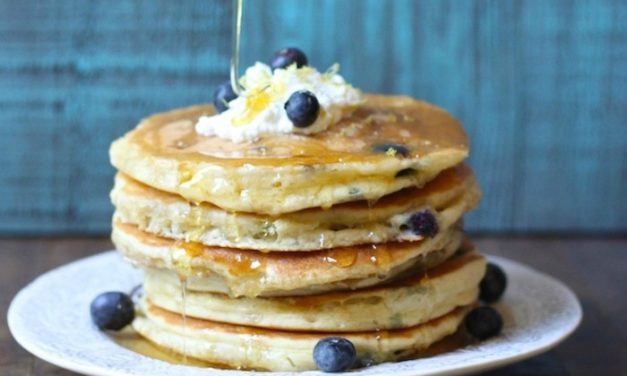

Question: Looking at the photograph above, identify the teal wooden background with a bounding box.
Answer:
[1,0,625,235]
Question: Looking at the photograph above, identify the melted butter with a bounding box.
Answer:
[129,95,468,167]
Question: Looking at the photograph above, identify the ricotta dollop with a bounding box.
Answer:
[195,62,363,143]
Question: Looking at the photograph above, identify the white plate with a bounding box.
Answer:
[8,251,581,376]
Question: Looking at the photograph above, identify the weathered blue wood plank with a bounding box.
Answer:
[0,0,232,234]
[0,0,625,234]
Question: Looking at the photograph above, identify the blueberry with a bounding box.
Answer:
[90,292,135,331]
[373,143,410,157]
[270,47,308,70]
[480,263,508,303]
[405,210,438,237]
[313,337,356,372]
[284,90,320,128]
[213,81,238,113]
[465,306,503,340]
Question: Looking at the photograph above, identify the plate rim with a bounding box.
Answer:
[8,251,582,376]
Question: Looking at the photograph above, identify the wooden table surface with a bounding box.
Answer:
[1,236,625,375]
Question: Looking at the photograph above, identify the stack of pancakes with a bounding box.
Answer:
[109,94,483,371]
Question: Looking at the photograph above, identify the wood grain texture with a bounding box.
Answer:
[0,0,625,234]
[1,236,625,375]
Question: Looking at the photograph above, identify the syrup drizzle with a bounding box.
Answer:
[230,0,244,94]
[172,239,202,365]
[179,277,189,363]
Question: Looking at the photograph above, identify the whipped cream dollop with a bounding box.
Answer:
[195,62,363,143]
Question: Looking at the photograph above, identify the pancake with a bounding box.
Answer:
[113,209,464,297]
[144,251,484,332]
[110,94,468,215]
[133,300,472,372]
[112,165,480,251]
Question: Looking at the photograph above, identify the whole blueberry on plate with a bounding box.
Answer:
[90,291,135,331]
[285,90,320,128]
[465,306,503,340]
[213,81,238,113]
[270,47,308,70]
[480,262,507,303]
[373,143,410,157]
[405,210,438,237]
[313,337,356,372]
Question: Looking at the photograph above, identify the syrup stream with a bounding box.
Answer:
[180,277,188,363]
[230,0,244,94]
